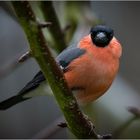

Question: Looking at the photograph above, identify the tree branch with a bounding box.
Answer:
[12,1,99,139]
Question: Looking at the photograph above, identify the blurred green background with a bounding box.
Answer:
[0,1,140,138]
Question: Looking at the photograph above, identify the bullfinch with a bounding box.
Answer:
[0,25,122,110]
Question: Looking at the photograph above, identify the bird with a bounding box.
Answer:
[0,25,122,110]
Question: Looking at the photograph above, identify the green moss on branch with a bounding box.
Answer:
[12,1,99,138]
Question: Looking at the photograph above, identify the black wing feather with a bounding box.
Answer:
[0,71,45,110]
[18,71,45,95]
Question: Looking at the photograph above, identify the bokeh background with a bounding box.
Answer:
[0,1,140,138]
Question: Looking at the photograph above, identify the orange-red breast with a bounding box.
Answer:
[64,26,122,104]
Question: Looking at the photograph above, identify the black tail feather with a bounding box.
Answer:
[0,71,45,110]
[0,95,30,110]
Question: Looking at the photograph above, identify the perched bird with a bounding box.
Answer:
[0,25,122,110]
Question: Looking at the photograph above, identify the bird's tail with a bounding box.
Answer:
[0,71,46,110]
[0,95,30,110]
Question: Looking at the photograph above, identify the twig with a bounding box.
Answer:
[18,51,31,63]
[57,122,67,128]
[12,1,99,138]
[36,18,52,28]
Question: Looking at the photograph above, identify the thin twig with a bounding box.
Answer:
[36,18,52,28]
[18,51,31,63]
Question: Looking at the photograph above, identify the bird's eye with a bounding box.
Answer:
[90,25,114,47]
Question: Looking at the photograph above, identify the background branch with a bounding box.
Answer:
[113,106,140,138]
[40,1,67,53]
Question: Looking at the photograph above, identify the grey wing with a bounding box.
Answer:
[56,47,86,71]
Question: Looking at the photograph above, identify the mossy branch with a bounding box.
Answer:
[11,1,99,139]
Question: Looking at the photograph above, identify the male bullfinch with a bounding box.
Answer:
[0,25,122,110]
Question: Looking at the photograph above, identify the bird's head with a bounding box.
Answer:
[90,25,114,47]
[79,25,122,59]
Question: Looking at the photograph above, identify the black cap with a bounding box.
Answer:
[90,25,114,47]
